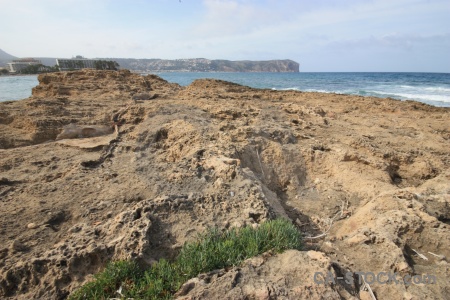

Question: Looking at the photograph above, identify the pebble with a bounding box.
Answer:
[27,223,39,229]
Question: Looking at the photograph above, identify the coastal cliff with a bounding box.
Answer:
[0,47,299,73]
[114,58,300,72]
[0,70,449,299]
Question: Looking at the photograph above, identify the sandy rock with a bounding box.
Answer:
[10,240,27,252]
[56,123,114,140]
[177,250,349,299]
[132,92,156,100]
[359,290,372,300]
[345,233,370,245]
[213,177,224,188]
[306,250,329,264]
[0,70,449,299]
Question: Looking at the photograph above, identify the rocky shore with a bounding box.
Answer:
[0,69,449,299]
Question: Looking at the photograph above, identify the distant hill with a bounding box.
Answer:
[0,49,17,67]
[0,49,17,60]
[0,49,60,68]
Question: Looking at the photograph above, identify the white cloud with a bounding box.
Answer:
[323,32,450,53]
[1,0,449,70]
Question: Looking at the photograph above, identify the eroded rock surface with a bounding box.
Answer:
[0,70,449,299]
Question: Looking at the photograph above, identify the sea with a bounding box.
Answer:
[1,72,449,107]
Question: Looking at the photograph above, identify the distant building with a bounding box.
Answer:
[56,56,119,71]
[7,58,42,73]
[56,56,96,71]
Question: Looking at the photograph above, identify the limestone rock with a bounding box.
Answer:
[0,70,449,299]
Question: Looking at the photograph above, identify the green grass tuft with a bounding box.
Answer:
[69,218,302,300]
[69,260,142,299]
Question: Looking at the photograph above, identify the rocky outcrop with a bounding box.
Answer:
[0,69,180,149]
[175,250,355,299]
[55,124,114,140]
[0,70,449,299]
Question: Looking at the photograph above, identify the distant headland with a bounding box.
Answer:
[0,49,299,73]
[113,58,299,73]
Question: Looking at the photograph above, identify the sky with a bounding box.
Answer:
[1,0,449,72]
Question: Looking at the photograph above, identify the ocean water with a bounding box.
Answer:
[156,72,450,107]
[0,75,38,102]
[1,72,449,107]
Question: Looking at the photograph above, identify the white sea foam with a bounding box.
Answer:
[370,90,450,103]
[424,86,450,93]
[304,89,333,93]
[277,87,301,91]
[399,85,417,89]
[394,93,450,103]
[274,85,450,105]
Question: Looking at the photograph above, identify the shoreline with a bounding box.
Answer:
[1,86,450,109]
[0,73,39,77]
[2,87,450,109]
[1,71,449,107]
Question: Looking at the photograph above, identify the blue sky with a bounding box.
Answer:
[1,0,449,72]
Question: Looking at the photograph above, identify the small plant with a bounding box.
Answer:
[69,218,302,300]
[69,260,142,299]
[175,218,302,277]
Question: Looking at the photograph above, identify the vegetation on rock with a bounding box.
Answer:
[17,64,59,74]
[69,218,302,300]
[93,60,120,71]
